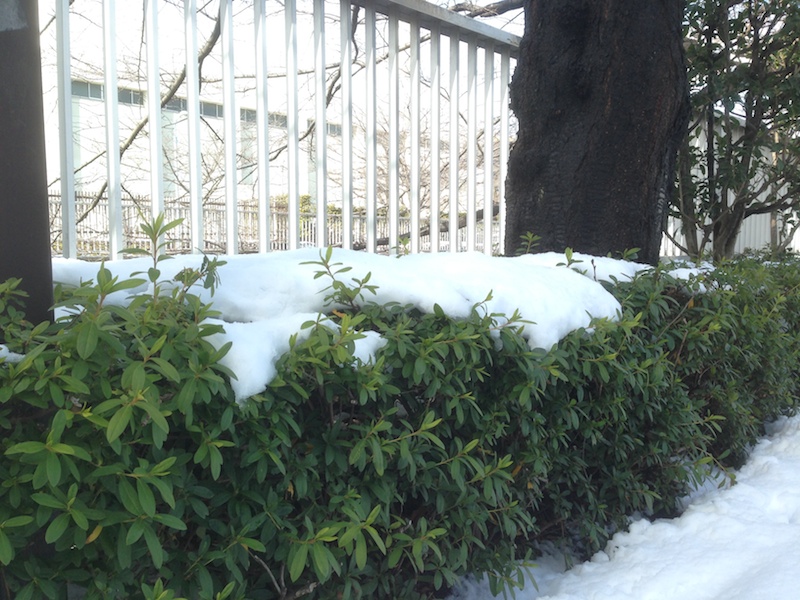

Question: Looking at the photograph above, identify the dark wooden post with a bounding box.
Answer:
[0,0,54,326]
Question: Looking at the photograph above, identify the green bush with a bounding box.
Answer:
[2,237,800,599]
[649,255,800,465]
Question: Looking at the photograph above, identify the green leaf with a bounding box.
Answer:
[153,514,186,531]
[209,445,223,480]
[216,582,236,600]
[310,542,331,581]
[370,437,385,476]
[151,456,177,475]
[76,322,99,359]
[355,531,367,569]
[364,525,386,553]
[109,277,147,292]
[46,452,62,487]
[16,583,35,600]
[149,477,176,509]
[176,378,197,413]
[51,443,92,462]
[388,546,403,568]
[5,441,46,455]
[31,492,65,510]
[197,566,213,597]
[44,512,71,544]
[70,508,89,531]
[118,478,143,515]
[126,521,145,545]
[96,264,112,288]
[118,527,132,569]
[137,400,170,434]
[137,479,157,518]
[239,537,266,552]
[366,505,381,525]
[0,529,13,565]
[148,334,168,357]
[149,357,181,383]
[59,375,92,395]
[143,525,164,569]
[106,404,133,443]
[289,543,308,582]
[50,410,68,441]
[1,516,33,528]
[349,440,365,467]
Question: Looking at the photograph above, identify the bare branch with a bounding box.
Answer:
[40,0,77,33]
[74,10,222,226]
[451,0,524,18]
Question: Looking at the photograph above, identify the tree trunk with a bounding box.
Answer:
[504,0,690,265]
[712,203,746,262]
[677,135,701,258]
[0,0,53,325]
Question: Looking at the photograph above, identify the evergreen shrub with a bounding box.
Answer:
[1,238,799,599]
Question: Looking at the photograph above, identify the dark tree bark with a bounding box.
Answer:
[504,0,690,265]
[0,0,53,325]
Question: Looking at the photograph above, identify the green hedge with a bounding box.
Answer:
[1,241,799,599]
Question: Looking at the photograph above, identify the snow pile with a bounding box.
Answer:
[53,249,627,401]
[0,344,25,363]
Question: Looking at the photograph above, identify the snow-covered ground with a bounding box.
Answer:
[39,249,798,600]
[449,413,800,600]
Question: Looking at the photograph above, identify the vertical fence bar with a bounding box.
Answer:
[286,0,300,250]
[314,0,328,247]
[102,0,122,259]
[466,39,477,252]
[499,50,510,255]
[429,26,441,253]
[340,0,353,249]
[145,0,164,219]
[409,20,421,253]
[482,45,494,255]
[56,0,76,258]
[254,0,271,252]
[388,14,400,252]
[220,0,238,254]
[365,5,377,252]
[185,0,203,253]
[448,33,459,252]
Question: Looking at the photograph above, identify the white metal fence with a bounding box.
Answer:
[47,193,502,256]
[42,0,519,259]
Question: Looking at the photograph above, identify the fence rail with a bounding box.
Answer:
[48,194,502,257]
[43,0,519,260]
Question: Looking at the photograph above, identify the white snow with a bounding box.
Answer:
[52,249,629,402]
[448,415,800,600]
[45,249,800,600]
[0,344,25,363]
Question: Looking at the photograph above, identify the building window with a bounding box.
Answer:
[240,109,289,129]
[200,101,223,119]
[118,88,144,106]
[269,112,288,128]
[327,122,342,137]
[164,97,187,112]
[72,80,103,100]
[306,118,343,137]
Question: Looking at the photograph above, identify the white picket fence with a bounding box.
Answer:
[42,0,519,259]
